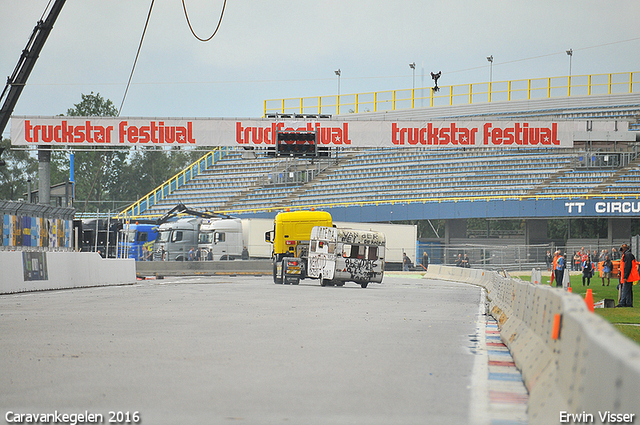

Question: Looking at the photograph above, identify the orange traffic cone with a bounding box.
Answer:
[567,287,572,293]
[585,288,594,312]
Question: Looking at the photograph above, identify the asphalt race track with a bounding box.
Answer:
[1,275,493,425]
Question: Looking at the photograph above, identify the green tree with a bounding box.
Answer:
[0,137,38,200]
[67,92,118,117]
[64,92,126,213]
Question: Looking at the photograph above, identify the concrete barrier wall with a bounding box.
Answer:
[135,259,272,276]
[0,251,136,294]
[423,265,640,425]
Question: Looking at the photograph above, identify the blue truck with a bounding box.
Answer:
[120,222,158,261]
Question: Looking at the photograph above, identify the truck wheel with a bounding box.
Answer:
[273,262,283,284]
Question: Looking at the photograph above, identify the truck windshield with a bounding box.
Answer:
[122,230,136,243]
[198,231,213,244]
[157,230,171,243]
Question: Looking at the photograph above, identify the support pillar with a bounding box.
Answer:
[444,219,466,265]
[38,147,51,206]
[608,218,632,247]
[525,219,548,245]
[525,219,549,264]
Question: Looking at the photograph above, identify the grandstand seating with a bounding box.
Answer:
[601,163,640,194]
[134,144,636,216]
[130,91,640,217]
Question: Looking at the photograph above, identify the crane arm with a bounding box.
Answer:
[155,203,234,225]
[0,0,67,137]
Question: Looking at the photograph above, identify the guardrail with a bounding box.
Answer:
[424,264,640,424]
[264,71,640,116]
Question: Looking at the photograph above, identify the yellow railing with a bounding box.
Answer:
[264,71,640,117]
[214,192,640,217]
[116,147,230,219]
[119,191,640,221]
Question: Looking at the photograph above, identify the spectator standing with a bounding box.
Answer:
[601,255,613,286]
[581,250,590,270]
[463,253,471,268]
[573,251,581,272]
[554,251,565,288]
[422,251,429,271]
[582,258,593,286]
[403,253,411,271]
[611,247,620,260]
[545,250,552,272]
[617,244,638,308]
[599,249,608,263]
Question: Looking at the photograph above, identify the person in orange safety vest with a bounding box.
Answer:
[617,244,639,308]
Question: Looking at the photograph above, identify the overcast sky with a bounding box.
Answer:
[2,0,639,138]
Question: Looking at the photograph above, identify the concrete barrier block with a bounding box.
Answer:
[0,251,135,294]
[432,264,639,425]
[528,362,569,425]
[522,283,537,327]
[513,280,528,320]
[0,252,26,293]
[567,310,640,419]
[556,309,589,412]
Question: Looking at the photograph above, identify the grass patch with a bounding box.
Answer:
[614,324,640,342]
[512,271,640,345]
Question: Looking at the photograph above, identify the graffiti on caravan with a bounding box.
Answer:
[344,258,376,282]
[337,229,385,246]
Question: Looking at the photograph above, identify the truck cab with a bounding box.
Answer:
[153,217,200,261]
[119,223,157,261]
[198,218,243,260]
[265,210,333,284]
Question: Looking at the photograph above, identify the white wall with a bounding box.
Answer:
[0,251,136,294]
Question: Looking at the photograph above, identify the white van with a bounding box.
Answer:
[307,226,385,288]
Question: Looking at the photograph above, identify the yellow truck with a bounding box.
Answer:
[265,210,333,284]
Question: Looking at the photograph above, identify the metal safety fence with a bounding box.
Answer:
[264,71,640,116]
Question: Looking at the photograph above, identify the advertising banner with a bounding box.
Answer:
[8,116,599,148]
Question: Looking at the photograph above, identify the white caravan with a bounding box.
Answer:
[307,226,386,288]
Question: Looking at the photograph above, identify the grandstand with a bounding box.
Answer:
[123,97,640,218]
[110,71,640,268]
[132,142,637,215]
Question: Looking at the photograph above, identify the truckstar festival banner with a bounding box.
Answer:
[10,116,625,148]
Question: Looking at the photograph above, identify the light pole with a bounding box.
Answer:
[409,62,416,109]
[486,55,493,83]
[487,55,494,102]
[409,62,416,89]
[566,49,573,96]
[335,69,341,114]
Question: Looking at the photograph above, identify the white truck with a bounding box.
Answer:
[153,217,201,261]
[197,217,245,260]
[307,226,386,288]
